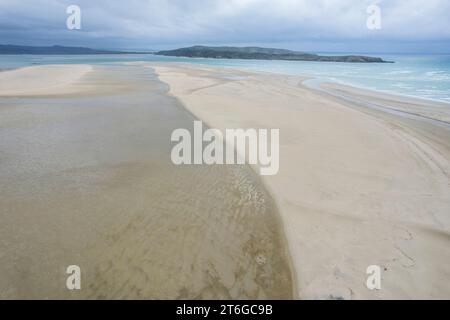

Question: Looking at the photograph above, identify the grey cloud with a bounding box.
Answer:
[0,0,449,52]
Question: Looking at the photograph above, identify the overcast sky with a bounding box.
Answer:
[0,0,449,53]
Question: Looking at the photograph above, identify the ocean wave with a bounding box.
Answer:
[384,70,413,75]
[424,71,450,81]
[392,82,413,89]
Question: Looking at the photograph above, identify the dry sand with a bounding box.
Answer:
[0,64,93,96]
[153,63,450,299]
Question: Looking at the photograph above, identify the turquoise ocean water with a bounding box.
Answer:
[1,53,449,103]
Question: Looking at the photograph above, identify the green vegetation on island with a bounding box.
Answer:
[156,46,392,63]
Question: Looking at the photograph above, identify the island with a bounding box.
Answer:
[156,45,392,63]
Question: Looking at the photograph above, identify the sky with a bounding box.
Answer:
[0,0,449,53]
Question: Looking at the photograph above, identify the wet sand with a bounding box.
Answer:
[0,65,293,299]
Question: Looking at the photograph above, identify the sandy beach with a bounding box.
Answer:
[1,62,449,299]
[154,63,450,299]
[0,64,292,299]
[2,0,450,307]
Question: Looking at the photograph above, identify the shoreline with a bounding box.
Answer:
[326,80,450,108]
[2,57,450,104]
[311,80,450,125]
[153,62,450,299]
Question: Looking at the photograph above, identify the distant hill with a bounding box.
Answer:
[156,46,392,63]
[0,45,148,55]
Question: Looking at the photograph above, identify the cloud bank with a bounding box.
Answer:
[0,0,449,52]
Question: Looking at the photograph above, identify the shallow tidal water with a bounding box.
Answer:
[0,65,292,299]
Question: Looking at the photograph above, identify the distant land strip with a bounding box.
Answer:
[0,44,393,63]
[0,44,150,55]
[156,45,393,63]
